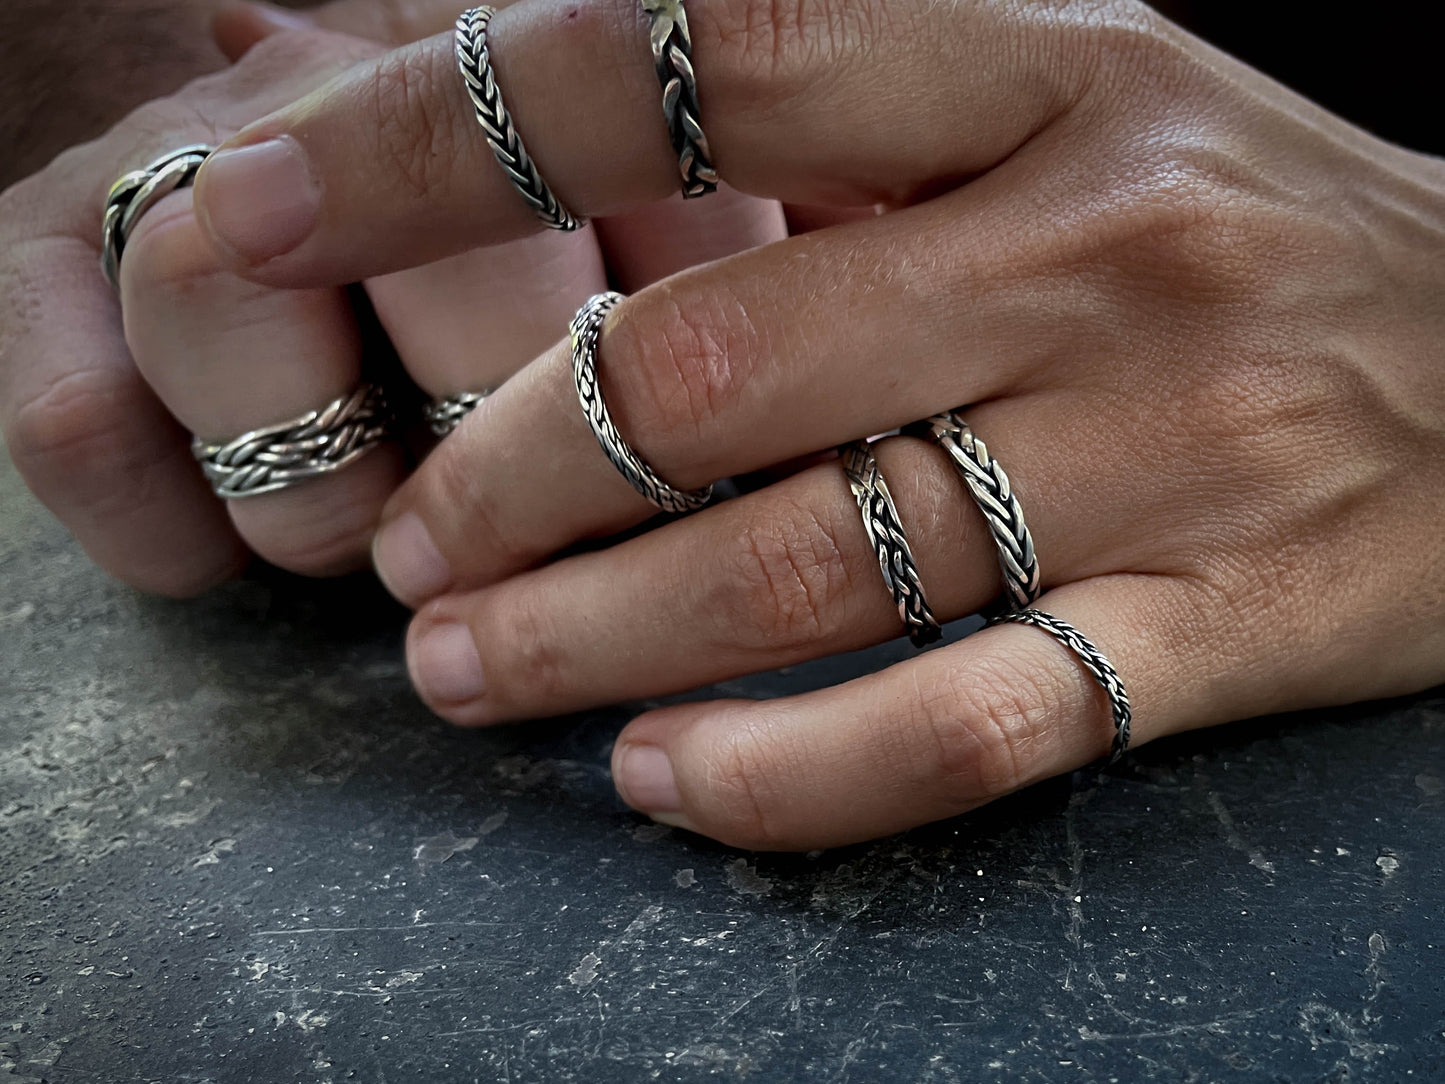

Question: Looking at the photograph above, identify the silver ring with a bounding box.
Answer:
[643,0,718,199]
[906,411,1041,611]
[989,608,1132,761]
[191,384,391,499]
[424,390,494,437]
[570,292,713,514]
[841,440,942,648]
[101,144,214,289]
[455,7,583,231]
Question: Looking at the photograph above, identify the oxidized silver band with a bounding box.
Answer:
[989,608,1132,761]
[571,292,713,514]
[907,411,1041,611]
[841,440,942,648]
[192,383,391,499]
[455,6,582,231]
[424,390,494,437]
[101,144,214,289]
[643,0,718,198]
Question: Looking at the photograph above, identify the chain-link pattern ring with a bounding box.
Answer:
[455,6,582,231]
[841,440,942,649]
[988,608,1133,761]
[570,292,713,514]
[905,411,1041,611]
[191,383,391,499]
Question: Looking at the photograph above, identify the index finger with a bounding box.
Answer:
[194,0,1106,286]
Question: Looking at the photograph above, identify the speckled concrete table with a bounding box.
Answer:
[2,447,1443,1083]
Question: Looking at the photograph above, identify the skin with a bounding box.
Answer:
[7,0,1445,849]
[0,0,786,593]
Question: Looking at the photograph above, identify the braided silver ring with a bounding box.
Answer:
[455,6,582,231]
[643,0,719,199]
[424,390,494,438]
[841,440,942,648]
[571,292,713,514]
[192,384,391,499]
[907,411,1041,611]
[101,144,214,289]
[989,608,1132,761]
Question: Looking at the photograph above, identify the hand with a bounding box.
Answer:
[152,1,1445,847]
[0,0,788,594]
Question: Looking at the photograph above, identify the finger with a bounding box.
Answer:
[368,189,1077,605]
[364,227,606,405]
[0,29,388,593]
[612,573,1225,850]
[0,234,250,596]
[121,190,407,575]
[214,0,505,58]
[592,184,787,294]
[399,391,1166,725]
[194,0,1104,284]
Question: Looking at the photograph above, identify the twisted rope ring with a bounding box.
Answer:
[644,0,719,198]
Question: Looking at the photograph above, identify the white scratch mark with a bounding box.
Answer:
[1205,791,1276,875]
[675,868,696,888]
[568,953,601,987]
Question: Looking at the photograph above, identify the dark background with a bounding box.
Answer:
[1158,0,1444,155]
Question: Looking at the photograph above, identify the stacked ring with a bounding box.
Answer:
[455,7,583,231]
[643,0,719,198]
[101,144,214,289]
[906,411,1041,610]
[192,383,392,500]
[570,292,714,514]
[841,440,942,648]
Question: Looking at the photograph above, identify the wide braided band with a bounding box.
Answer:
[571,292,714,514]
[907,412,1041,611]
[989,608,1133,761]
[101,144,214,289]
[191,383,391,499]
[841,441,942,648]
[455,7,582,231]
[643,0,719,198]
[424,390,494,438]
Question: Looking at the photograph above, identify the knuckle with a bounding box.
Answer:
[366,38,465,201]
[698,717,788,849]
[910,652,1060,806]
[605,284,758,456]
[703,0,897,83]
[6,369,150,503]
[715,500,853,654]
[487,592,569,709]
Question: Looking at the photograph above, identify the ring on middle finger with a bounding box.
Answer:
[842,439,943,649]
[643,0,719,199]
[905,411,1042,611]
[570,292,714,514]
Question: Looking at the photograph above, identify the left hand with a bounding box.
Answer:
[189,0,1445,849]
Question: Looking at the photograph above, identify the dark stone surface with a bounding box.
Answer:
[2,450,1443,1083]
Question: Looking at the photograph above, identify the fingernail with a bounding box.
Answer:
[411,621,486,705]
[197,137,319,263]
[614,743,684,817]
[372,512,452,605]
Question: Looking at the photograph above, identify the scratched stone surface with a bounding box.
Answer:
[2,446,1444,1084]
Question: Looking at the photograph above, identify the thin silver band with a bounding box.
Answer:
[424,390,494,437]
[989,608,1132,761]
[841,440,942,648]
[570,292,713,514]
[455,6,582,231]
[906,411,1041,611]
[101,144,214,289]
[192,384,391,500]
[643,0,718,198]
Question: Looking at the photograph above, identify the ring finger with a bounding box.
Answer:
[400,391,1172,726]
